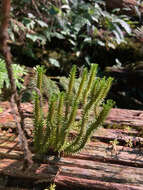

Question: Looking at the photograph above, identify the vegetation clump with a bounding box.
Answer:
[34,64,114,155]
[0,58,27,94]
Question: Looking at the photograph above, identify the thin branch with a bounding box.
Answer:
[0,0,33,167]
[31,0,41,17]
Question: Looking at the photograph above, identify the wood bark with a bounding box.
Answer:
[0,131,143,190]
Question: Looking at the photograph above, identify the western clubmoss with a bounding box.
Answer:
[34,64,114,155]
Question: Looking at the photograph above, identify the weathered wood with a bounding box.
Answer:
[1,102,143,128]
[105,0,143,16]
[0,159,55,185]
[0,130,143,189]
[105,108,143,127]
[55,176,143,190]
[92,128,143,146]
[0,156,143,190]
[1,102,143,189]
[1,138,143,168]
[55,159,143,190]
[76,141,143,168]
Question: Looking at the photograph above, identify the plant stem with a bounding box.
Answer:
[0,0,33,167]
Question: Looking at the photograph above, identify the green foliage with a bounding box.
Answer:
[0,107,3,113]
[10,0,137,69]
[34,66,45,152]
[34,64,114,155]
[11,0,132,48]
[44,183,56,190]
[42,75,60,99]
[22,72,60,102]
[0,58,27,94]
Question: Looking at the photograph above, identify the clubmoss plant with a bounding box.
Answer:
[34,64,114,155]
[44,184,56,190]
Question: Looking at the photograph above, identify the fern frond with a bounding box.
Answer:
[93,77,113,116]
[47,94,58,126]
[76,67,88,102]
[64,65,77,120]
[83,64,97,104]
[34,66,45,152]
[65,93,96,152]
[59,101,78,151]
[34,119,45,153]
[46,95,58,150]
[66,100,114,153]
[41,94,58,152]
[55,92,65,149]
